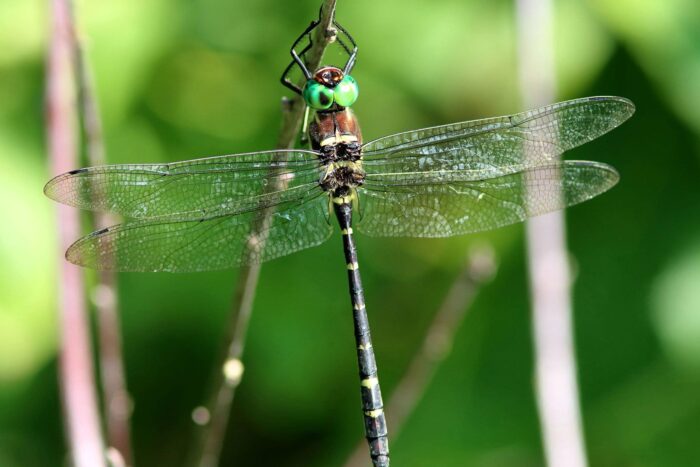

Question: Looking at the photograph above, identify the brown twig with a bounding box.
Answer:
[190,2,338,466]
[342,245,497,467]
[516,1,589,466]
[73,30,134,465]
[46,0,107,466]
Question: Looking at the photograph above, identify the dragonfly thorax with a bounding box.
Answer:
[311,107,361,149]
[320,160,365,192]
[310,106,364,193]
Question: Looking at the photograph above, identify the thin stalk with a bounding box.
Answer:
[515,1,589,466]
[342,246,497,467]
[190,2,338,466]
[75,41,134,467]
[47,0,107,466]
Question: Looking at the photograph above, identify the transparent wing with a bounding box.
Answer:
[66,190,332,272]
[356,161,618,237]
[362,97,634,180]
[45,150,322,220]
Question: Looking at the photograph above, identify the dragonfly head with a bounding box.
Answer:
[303,66,359,110]
[314,66,344,87]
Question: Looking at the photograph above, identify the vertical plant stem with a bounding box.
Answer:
[342,246,497,467]
[75,44,134,465]
[68,9,133,464]
[190,2,338,466]
[47,0,106,466]
[516,1,589,466]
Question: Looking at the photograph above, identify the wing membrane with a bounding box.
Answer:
[66,191,332,272]
[356,161,618,237]
[362,97,634,180]
[45,150,322,220]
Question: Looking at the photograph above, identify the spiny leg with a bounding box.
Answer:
[332,20,358,74]
[280,13,359,94]
[280,19,318,94]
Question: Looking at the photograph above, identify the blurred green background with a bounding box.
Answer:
[1,0,700,466]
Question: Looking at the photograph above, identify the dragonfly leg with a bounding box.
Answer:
[300,105,311,145]
[333,20,358,75]
[281,10,358,94]
[280,18,319,94]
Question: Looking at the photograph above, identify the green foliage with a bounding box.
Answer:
[1,0,699,466]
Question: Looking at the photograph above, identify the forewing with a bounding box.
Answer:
[362,97,634,180]
[66,191,332,272]
[45,150,321,220]
[356,161,618,237]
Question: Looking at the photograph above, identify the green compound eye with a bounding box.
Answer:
[303,81,334,110]
[333,75,359,107]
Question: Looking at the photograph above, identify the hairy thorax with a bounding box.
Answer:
[310,107,365,193]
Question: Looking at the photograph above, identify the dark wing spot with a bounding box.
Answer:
[68,168,89,175]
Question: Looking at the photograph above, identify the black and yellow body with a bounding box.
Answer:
[334,199,389,467]
[283,22,389,464]
[307,90,389,466]
[42,11,633,467]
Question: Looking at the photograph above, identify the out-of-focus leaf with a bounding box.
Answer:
[555,0,615,96]
[0,131,56,382]
[651,238,700,371]
[590,0,700,134]
[348,0,613,131]
[77,0,178,128]
[146,46,273,141]
[0,0,44,67]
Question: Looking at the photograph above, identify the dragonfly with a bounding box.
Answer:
[45,12,634,467]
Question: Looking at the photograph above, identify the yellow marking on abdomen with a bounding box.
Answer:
[347,262,359,271]
[364,408,384,418]
[341,227,353,235]
[361,377,379,389]
[354,302,365,311]
[332,195,352,205]
[358,342,372,350]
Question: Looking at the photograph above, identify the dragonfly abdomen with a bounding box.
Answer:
[334,199,390,466]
